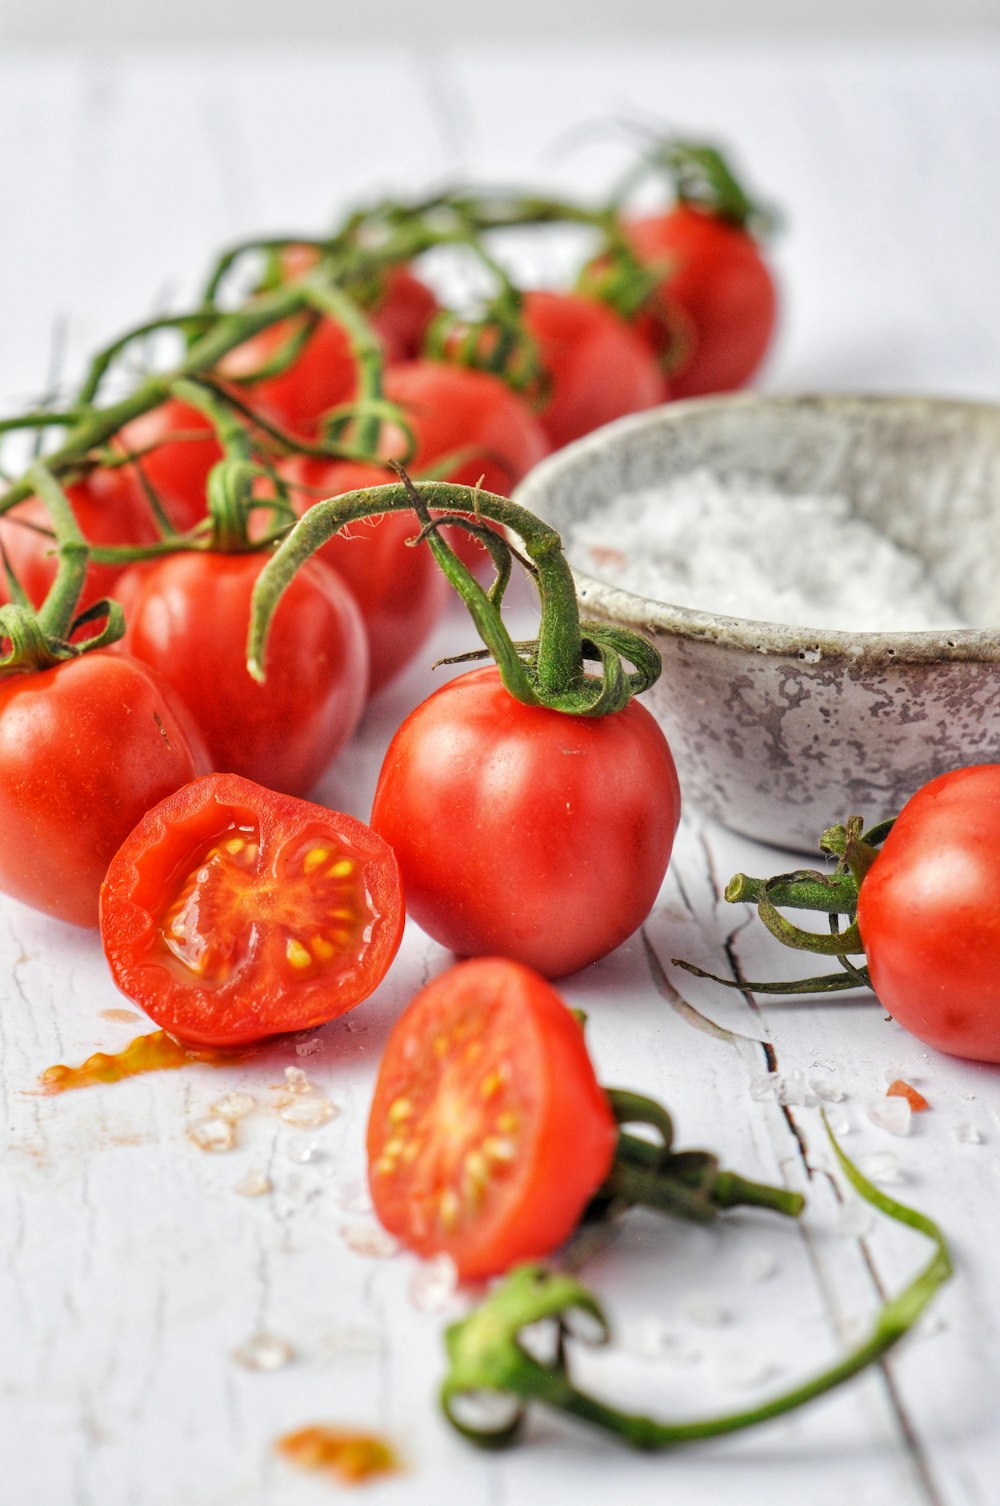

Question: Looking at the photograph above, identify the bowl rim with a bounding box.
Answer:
[514,390,1000,666]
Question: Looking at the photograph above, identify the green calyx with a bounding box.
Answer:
[440,1116,951,1452]
[248,470,660,718]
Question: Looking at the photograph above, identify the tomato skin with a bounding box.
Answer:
[367,957,617,1279]
[857,765,1000,1063]
[370,667,681,977]
[101,772,404,1045]
[277,457,449,694]
[116,550,368,796]
[0,653,211,928]
[370,266,437,359]
[116,398,224,532]
[627,204,777,398]
[523,290,667,449]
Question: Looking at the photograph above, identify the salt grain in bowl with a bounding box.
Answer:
[567,468,963,632]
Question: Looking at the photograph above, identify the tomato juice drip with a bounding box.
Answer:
[276,1426,400,1485]
[39,1029,235,1093]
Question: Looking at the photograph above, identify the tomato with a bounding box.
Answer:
[100,772,404,1045]
[857,765,1000,1063]
[369,265,437,359]
[0,653,210,927]
[115,549,368,796]
[370,666,681,977]
[277,457,449,694]
[383,361,549,572]
[627,204,777,398]
[367,957,617,1278]
[116,397,223,532]
[522,291,667,449]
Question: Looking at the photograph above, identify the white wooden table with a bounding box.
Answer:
[3,39,1000,1506]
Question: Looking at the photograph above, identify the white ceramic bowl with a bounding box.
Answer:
[515,392,1000,851]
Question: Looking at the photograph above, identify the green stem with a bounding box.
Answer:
[725,869,859,914]
[27,464,90,641]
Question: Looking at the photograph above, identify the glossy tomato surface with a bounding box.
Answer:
[370,667,681,977]
[116,549,368,796]
[857,765,1000,1062]
[278,457,449,694]
[0,653,210,927]
[524,290,667,449]
[369,265,437,359]
[628,204,777,398]
[367,957,617,1278]
[117,397,223,532]
[101,773,404,1045]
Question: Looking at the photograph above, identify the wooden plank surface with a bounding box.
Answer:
[2,39,1000,1506]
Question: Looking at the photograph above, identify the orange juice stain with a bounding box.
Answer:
[276,1426,400,1486]
[40,1030,235,1094]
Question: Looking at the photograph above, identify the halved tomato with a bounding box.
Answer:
[366,957,617,1280]
[101,773,404,1045]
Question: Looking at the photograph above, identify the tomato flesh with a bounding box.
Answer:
[101,773,404,1045]
[367,957,617,1279]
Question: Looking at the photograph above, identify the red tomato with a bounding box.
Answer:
[0,468,160,617]
[369,265,437,359]
[0,653,210,927]
[115,550,368,796]
[367,957,617,1278]
[857,765,1000,1063]
[277,457,449,695]
[370,666,681,977]
[627,204,777,398]
[116,397,223,532]
[523,290,667,449]
[100,772,404,1045]
[383,361,550,572]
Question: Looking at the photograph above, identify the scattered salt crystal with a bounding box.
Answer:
[279,1094,338,1129]
[959,1092,977,1102]
[741,1249,778,1283]
[187,1116,236,1153]
[825,1110,852,1137]
[857,1151,901,1184]
[337,1179,373,1215]
[234,1167,272,1197]
[883,1065,910,1085]
[211,1090,257,1123]
[835,1201,875,1239]
[956,1123,983,1145]
[749,1071,781,1102]
[340,1222,400,1259]
[914,1312,949,1343]
[621,1318,678,1359]
[713,1345,780,1390]
[812,1059,837,1074]
[810,1078,846,1104]
[776,1070,816,1108]
[283,1066,312,1094]
[682,1292,730,1327]
[866,1097,912,1136]
[285,1139,324,1165]
[294,1038,322,1058]
[231,1333,295,1371]
[409,1254,459,1313]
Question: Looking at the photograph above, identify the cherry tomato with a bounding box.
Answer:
[627,204,777,398]
[277,457,449,694]
[523,290,667,449]
[857,765,1000,1063]
[0,468,160,617]
[101,772,404,1045]
[115,549,368,796]
[369,265,437,359]
[0,653,210,927]
[370,666,681,977]
[367,956,617,1279]
[383,361,550,572]
[116,397,223,532]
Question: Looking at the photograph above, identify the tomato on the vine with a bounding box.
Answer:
[277,457,449,695]
[115,548,368,796]
[116,397,223,532]
[627,204,777,398]
[367,957,617,1279]
[857,765,1000,1063]
[0,653,210,927]
[101,772,404,1045]
[522,290,667,449]
[370,665,681,977]
[369,265,437,359]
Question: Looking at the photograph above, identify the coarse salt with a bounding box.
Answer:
[568,469,962,633]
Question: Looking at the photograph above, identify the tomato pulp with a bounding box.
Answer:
[101,773,404,1045]
[367,957,617,1278]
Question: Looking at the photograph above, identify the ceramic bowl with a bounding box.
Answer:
[515,392,1000,852]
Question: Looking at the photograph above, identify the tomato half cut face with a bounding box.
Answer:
[101,774,404,1045]
[366,958,617,1280]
